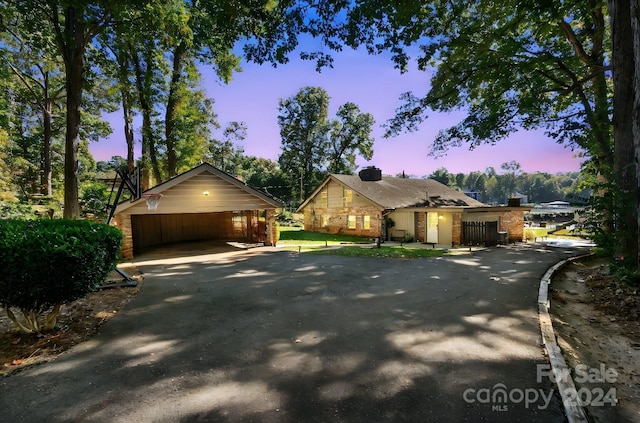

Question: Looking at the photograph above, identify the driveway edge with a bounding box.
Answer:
[538,253,593,423]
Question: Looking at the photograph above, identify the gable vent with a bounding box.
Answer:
[359,166,382,181]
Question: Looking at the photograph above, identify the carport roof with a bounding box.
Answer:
[115,162,282,214]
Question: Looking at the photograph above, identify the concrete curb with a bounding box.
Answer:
[538,254,593,423]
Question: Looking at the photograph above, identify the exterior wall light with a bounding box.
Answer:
[203,191,210,196]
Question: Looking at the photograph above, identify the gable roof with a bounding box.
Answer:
[298,174,486,211]
[115,162,282,214]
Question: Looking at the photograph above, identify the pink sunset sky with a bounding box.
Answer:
[90,46,585,176]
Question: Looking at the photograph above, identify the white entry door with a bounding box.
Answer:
[427,212,439,243]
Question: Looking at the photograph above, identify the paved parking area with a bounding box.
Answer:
[0,243,586,422]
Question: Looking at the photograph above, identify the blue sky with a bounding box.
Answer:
[90,46,585,176]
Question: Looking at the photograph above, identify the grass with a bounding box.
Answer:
[278,227,372,244]
[308,245,447,259]
[277,227,447,258]
[524,228,549,241]
[524,226,591,241]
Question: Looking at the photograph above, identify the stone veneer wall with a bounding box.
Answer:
[266,209,278,246]
[304,206,383,237]
[114,214,134,260]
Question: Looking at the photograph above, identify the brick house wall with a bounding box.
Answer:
[498,209,526,242]
[452,213,462,245]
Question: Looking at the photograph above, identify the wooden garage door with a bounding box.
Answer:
[131,212,255,254]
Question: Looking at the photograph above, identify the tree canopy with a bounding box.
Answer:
[278,86,375,203]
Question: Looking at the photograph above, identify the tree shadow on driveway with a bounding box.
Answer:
[0,244,587,422]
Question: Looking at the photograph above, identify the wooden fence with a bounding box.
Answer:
[462,221,499,246]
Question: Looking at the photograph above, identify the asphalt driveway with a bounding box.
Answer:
[0,243,586,422]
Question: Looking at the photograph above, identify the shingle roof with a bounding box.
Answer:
[330,174,486,209]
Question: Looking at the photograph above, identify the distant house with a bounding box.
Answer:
[113,163,281,258]
[297,167,532,246]
[542,201,570,208]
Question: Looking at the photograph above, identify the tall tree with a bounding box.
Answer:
[609,0,638,265]
[340,0,636,263]
[428,167,453,186]
[9,1,143,218]
[1,4,65,196]
[500,161,523,201]
[278,86,331,203]
[327,102,375,174]
[633,0,640,269]
[206,121,247,174]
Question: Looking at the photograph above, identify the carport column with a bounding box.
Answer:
[113,214,134,260]
[265,209,277,246]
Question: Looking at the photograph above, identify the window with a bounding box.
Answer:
[322,215,329,227]
[344,189,353,205]
[320,190,327,207]
[363,215,371,230]
[347,215,356,229]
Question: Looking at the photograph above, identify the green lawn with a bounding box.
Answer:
[277,228,446,258]
[308,245,447,259]
[524,227,590,240]
[524,228,549,241]
[278,227,372,244]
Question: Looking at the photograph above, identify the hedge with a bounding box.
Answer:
[0,219,123,333]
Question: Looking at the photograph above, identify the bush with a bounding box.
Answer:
[403,234,415,243]
[0,202,40,219]
[0,219,123,333]
[80,181,110,218]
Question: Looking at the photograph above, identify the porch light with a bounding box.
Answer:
[438,214,444,220]
[203,191,210,196]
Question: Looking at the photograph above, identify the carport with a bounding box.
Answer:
[112,163,281,258]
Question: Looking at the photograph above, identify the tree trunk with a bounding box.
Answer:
[610,0,639,267]
[121,89,135,175]
[118,49,136,175]
[632,0,640,269]
[165,43,187,178]
[131,45,161,188]
[42,94,53,197]
[62,6,84,219]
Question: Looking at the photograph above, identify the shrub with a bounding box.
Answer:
[0,202,40,219]
[0,219,122,333]
[80,181,110,218]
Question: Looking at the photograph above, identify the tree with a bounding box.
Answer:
[428,167,453,186]
[610,0,639,269]
[500,161,523,200]
[278,87,375,202]
[327,102,375,174]
[8,1,144,218]
[464,171,487,200]
[0,7,65,197]
[633,0,640,270]
[278,87,331,203]
[206,121,247,174]
[340,1,638,266]
[242,157,290,203]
